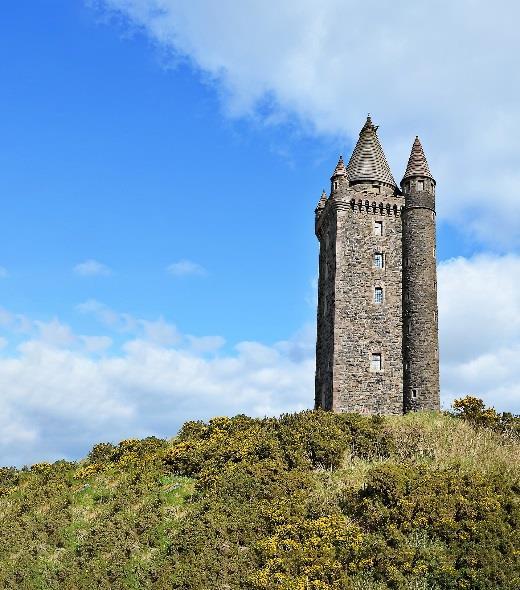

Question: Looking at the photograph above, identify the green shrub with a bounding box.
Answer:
[0,408,518,589]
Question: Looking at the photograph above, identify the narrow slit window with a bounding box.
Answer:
[374,253,384,268]
[374,287,383,304]
[333,181,338,190]
[412,388,418,399]
[370,353,382,372]
[374,220,383,236]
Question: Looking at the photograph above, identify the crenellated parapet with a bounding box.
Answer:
[316,194,403,236]
[348,199,403,216]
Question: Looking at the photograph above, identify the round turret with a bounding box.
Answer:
[401,137,440,412]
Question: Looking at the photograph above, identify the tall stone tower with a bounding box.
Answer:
[314,116,440,414]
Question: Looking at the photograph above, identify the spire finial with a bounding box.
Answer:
[360,114,378,134]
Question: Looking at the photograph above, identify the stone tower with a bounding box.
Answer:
[314,116,440,414]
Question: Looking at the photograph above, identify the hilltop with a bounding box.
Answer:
[0,400,519,589]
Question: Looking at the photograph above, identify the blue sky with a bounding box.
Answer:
[0,1,326,343]
[1,1,519,465]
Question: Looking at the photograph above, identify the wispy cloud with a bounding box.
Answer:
[166,259,207,277]
[81,335,113,353]
[73,259,112,277]
[0,267,8,278]
[77,299,136,331]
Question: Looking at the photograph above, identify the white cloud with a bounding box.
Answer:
[96,0,520,246]
[77,299,137,332]
[73,259,112,277]
[166,259,207,277]
[140,317,181,346]
[186,335,225,353]
[81,335,113,353]
[35,319,76,348]
[438,254,520,412]
[0,308,32,333]
[0,267,8,278]
[0,330,312,466]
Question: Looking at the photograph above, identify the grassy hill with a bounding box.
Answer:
[0,402,519,589]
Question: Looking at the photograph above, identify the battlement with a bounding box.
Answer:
[349,198,403,216]
[315,193,403,238]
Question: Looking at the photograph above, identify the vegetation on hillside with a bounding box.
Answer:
[0,398,518,589]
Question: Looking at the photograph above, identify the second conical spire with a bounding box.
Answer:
[402,136,433,180]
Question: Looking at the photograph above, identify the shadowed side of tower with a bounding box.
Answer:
[401,138,440,411]
[315,117,404,414]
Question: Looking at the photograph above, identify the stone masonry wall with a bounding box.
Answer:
[402,177,440,411]
[315,205,336,410]
[333,184,404,414]
[315,177,405,415]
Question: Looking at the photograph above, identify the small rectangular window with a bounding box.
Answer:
[374,253,384,268]
[417,180,424,191]
[374,287,383,304]
[374,221,383,236]
[412,388,418,399]
[370,353,382,372]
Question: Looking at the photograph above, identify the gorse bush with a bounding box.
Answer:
[451,395,520,438]
[0,399,518,589]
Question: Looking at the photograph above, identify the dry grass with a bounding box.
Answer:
[314,412,520,507]
[382,411,520,482]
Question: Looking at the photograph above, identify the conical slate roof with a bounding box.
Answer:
[345,116,397,187]
[331,155,347,177]
[315,189,327,212]
[402,136,433,180]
